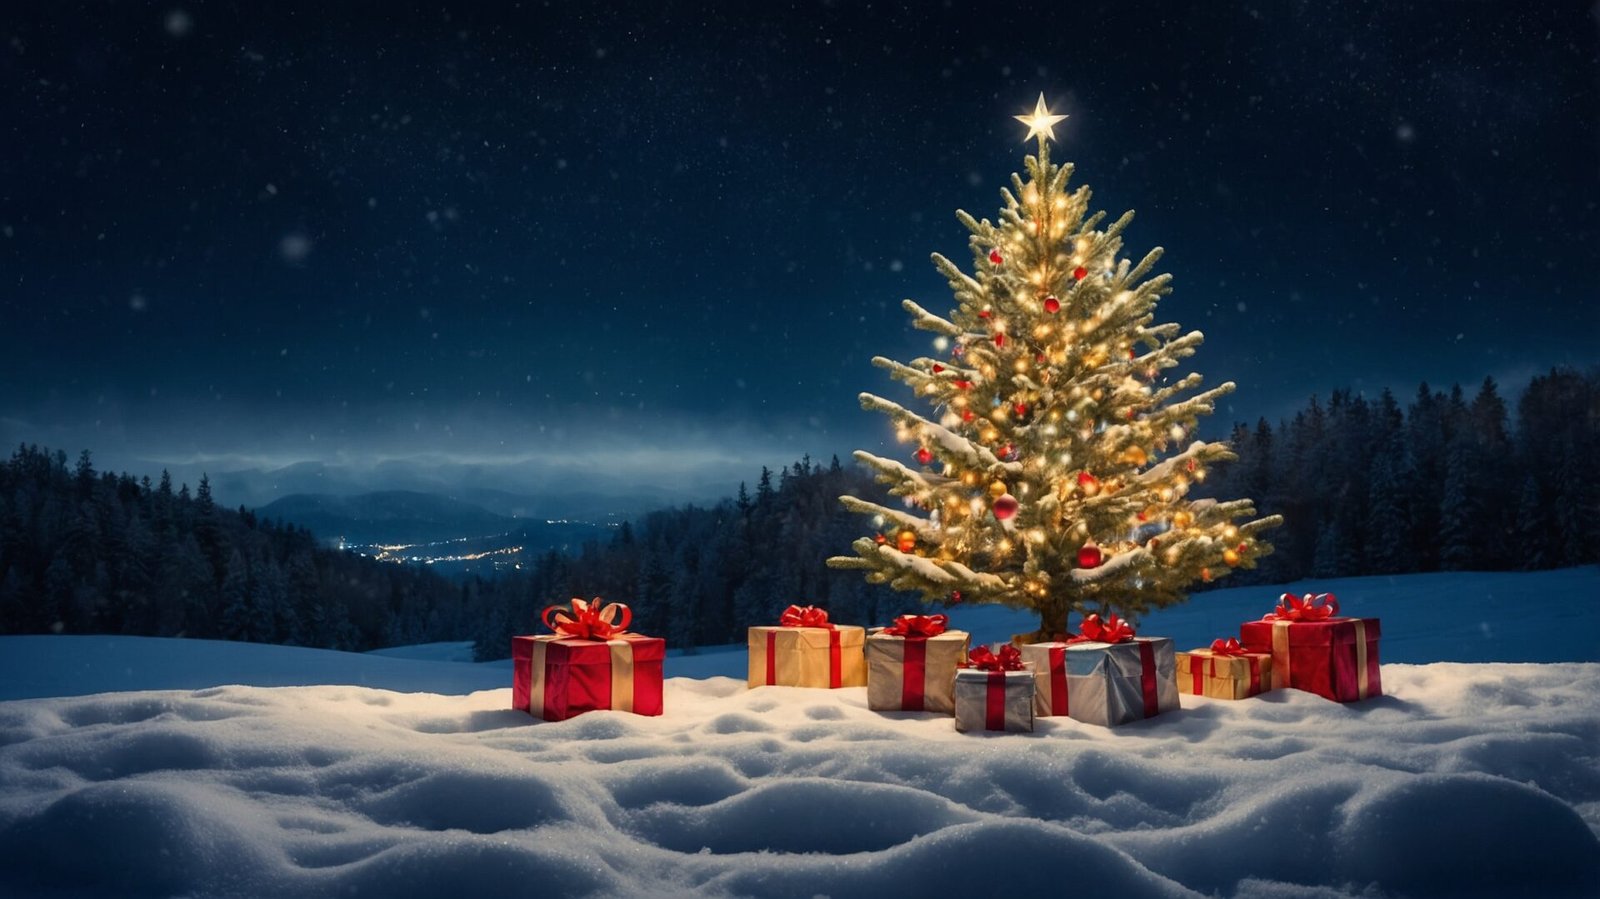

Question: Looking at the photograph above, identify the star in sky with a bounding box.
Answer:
[1014,93,1068,143]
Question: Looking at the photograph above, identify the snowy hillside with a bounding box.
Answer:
[0,568,1597,896]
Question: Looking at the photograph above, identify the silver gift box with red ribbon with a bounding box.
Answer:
[1020,636,1179,728]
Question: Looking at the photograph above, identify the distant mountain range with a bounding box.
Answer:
[255,491,616,568]
[257,491,522,545]
[201,459,699,518]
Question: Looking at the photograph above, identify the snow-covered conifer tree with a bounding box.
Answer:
[829,96,1282,641]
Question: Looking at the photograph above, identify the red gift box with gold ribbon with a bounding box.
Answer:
[1238,593,1381,703]
[512,598,665,721]
[747,605,867,689]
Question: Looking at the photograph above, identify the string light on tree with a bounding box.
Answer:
[828,94,1281,641]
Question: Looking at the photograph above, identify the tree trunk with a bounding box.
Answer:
[1012,593,1074,645]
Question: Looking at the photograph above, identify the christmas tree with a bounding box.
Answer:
[828,95,1283,642]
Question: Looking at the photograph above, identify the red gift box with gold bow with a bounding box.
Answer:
[1238,593,1381,703]
[747,605,867,689]
[512,598,665,721]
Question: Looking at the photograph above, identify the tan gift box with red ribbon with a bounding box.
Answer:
[748,624,866,690]
[1177,642,1273,700]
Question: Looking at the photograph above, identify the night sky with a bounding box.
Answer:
[3,2,1597,507]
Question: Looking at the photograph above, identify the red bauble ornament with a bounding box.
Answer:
[896,530,918,553]
[1013,402,1028,417]
[1077,471,1098,486]
[954,379,973,390]
[1043,295,1061,314]
[950,590,963,604]
[1073,265,1088,281]
[932,363,945,373]
[994,333,1006,348]
[962,409,975,422]
[998,443,1016,461]
[993,494,1019,520]
[874,533,888,545]
[1077,544,1104,568]
[977,309,993,319]
[914,447,934,465]
[989,249,1003,265]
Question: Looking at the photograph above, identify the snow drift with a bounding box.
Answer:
[1,568,1597,896]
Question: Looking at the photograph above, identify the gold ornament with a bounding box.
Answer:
[1172,510,1194,529]
[897,530,917,554]
[1222,548,1241,567]
[1122,446,1148,466]
[988,480,1008,498]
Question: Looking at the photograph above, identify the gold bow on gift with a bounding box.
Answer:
[542,597,632,640]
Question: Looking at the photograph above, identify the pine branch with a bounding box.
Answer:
[900,300,963,336]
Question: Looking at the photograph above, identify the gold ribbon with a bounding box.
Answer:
[528,633,638,716]
[1353,619,1369,700]
[610,636,637,712]
[1271,621,1291,690]
[529,635,553,718]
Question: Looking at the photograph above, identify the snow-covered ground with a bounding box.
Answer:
[1,568,1598,896]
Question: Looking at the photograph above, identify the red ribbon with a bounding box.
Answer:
[779,605,834,629]
[1139,641,1158,718]
[1047,645,1068,715]
[883,613,949,638]
[986,671,1007,730]
[1264,592,1339,622]
[542,597,631,640]
[1065,613,1136,644]
[1209,637,1248,655]
[903,638,927,710]
[964,644,1025,671]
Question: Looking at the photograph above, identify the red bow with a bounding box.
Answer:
[1066,613,1136,644]
[882,613,949,637]
[542,597,631,640]
[1209,637,1248,655]
[964,644,1025,671]
[1264,592,1339,622]
[779,605,833,629]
